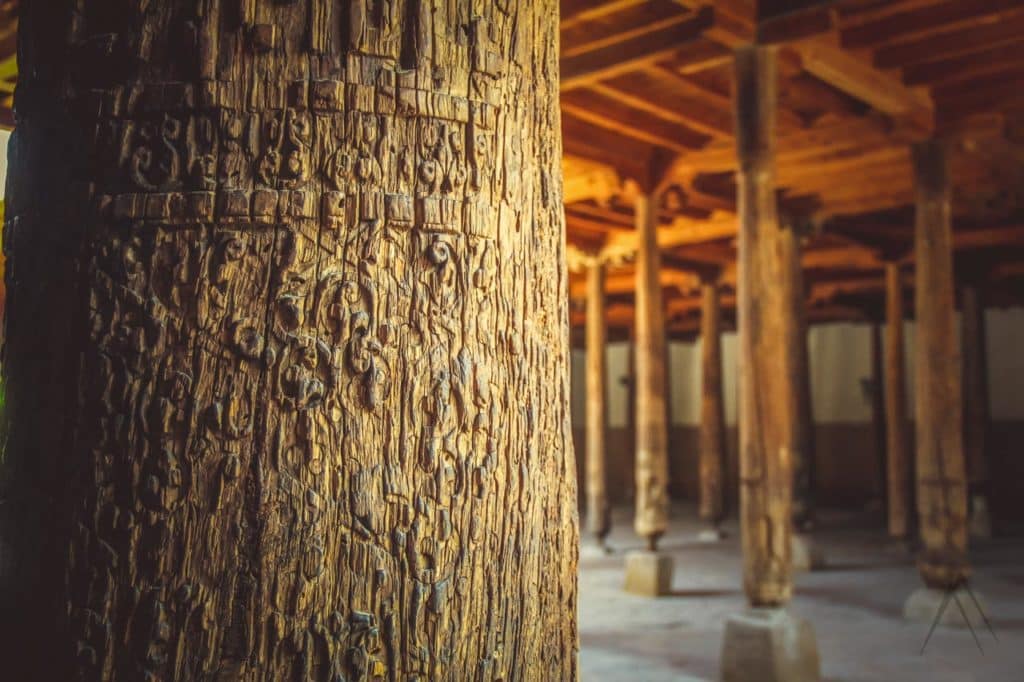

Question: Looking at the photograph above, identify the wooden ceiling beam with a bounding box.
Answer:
[564,9,694,59]
[903,40,1024,88]
[666,38,735,75]
[758,4,837,44]
[561,0,646,30]
[874,14,1024,70]
[672,0,755,47]
[793,36,933,132]
[670,115,894,175]
[591,74,733,138]
[838,0,948,29]
[561,88,711,152]
[561,6,714,91]
[842,0,1024,50]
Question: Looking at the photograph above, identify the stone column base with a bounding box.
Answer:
[580,540,612,559]
[969,494,993,539]
[623,551,674,596]
[904,587,989,629]
[791,533,825,572]
[720,608,820,682]
[698,527,726,543]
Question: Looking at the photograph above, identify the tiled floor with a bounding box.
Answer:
[579,505,1024,681]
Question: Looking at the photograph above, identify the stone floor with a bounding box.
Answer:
[579,504,1024,681]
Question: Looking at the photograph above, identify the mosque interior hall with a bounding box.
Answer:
[1,1,1024,681]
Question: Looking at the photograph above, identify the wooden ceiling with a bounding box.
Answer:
[561,0,1024,340]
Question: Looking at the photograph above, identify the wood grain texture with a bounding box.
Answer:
[633,191,669,547]
[698,279,726,525]
[734,45,793,608]
[585,261,609,542]
[884,262,911,539]
[0,2,578,679]
[912,139,969,590]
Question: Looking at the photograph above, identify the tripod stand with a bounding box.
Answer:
[920,578,998,654]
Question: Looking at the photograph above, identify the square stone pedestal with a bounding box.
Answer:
[904,587,989,629]
[720,608,820,682]
[623,551,673,596]
[698,527,726,543]
[791,533,825,572]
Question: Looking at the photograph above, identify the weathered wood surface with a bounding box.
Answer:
[585,261,609,542]
[961,285,990,506]
[0,2,578,679]
[698,278,726,525]
[884,262,911,539]
[634,191,669,547]
[734,45,793,608]
[912,139,968,589]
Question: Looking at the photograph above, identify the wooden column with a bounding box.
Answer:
[0,2,577,677]
[586,262,610,542]
[961,285,991,518]
[884,263,911,538]
[912,140,969,589]
[634,191,670,549]
[780,223,815,530]
[870,322,888,507]
[735,45,793,607]
[699,278,726,526]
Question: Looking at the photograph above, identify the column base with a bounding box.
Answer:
[580,539,612,559]
[698,527,726,543]
[904,587,989,629]
[969,494,993,539]
[720,608,820,682]
[791,533,825,572]
[623,550,674,596]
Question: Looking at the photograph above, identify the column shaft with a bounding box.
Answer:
[961,286,990,496]
[699,281,726,524]
[885,263,911,538]
[912,139,968,588]
[735,45,793,607]
[634,192,669,546]
[780,225,815,529]
[586,263,610,541]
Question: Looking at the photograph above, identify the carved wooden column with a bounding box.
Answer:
[734,46,793,607]
[698,277,726,530]
[586,261,610,544]
[723,46,819,680]
[885,262,911,538]
[961,284,992,537]
[911,139,969,590]
[634,191,670,549]
[0,2,577,679]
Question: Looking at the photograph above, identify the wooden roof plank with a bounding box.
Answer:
[561,6,714,90]
[842,0,1024,50]
[874,14,1024,69]
[794,37,933,130]
[904,39,1024,87]
[561,87,712,151]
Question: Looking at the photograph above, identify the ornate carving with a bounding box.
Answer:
[1,1,576,680]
